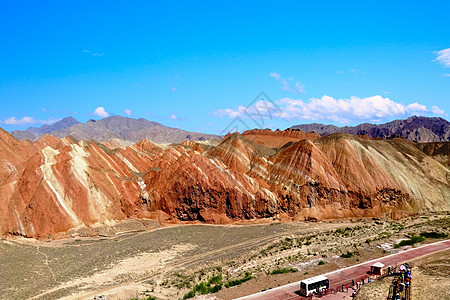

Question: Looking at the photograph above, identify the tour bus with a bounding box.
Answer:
[299,275,329,296]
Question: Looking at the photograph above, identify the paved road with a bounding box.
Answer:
[236,239,450,300]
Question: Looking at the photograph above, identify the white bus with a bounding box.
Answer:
[299,275,329,296]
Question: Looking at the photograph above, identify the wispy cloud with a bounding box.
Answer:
[434,48,450,67]
[93,107,110,118]
[82,49,104,56]
[169,113,180,121]
[270,72,304,94]
[350,69,365,75]
[124,109,132,116]
[1,116,60,126]
[431,106,444,115]
[215,95,445,124]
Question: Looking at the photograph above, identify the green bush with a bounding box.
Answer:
[318,260,326,265]
[225,272,254,288]
[208,274,222,285]
[420,232,448,239]
[269,267,298,275]
[393,235,426,248]
[340,251,354,258]
[183,274,223,298]
[183,290,196,299]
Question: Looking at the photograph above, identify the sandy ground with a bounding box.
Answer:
[355,278,392,300]
[411,249,450,300]
[0,214,448,300]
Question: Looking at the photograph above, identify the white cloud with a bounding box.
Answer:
[270,72,304,93]
[214,100,280,120]
[169,113,179,120]
[1,116,60,126]
[3,116,36,125]
[215,95,445,124]
[435,48,450,67]
[406,102,427,112]
[431,106,445,115]
[350,69,365,75]
[93,107,110,118]
[83,50,104,56]
[124,109,132,116]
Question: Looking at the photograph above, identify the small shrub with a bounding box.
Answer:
[208,274,223,286]
[269,268,298,275]
[378,232,391,239]
[318,260,326,265]
[183,274,223,298]
[225,272,254,288]
[340,251,354,258]
[393,235,426,248]
[183,290,195,299]
[420,232,448,239]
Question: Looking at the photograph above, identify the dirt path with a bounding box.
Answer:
[36,245,57,283]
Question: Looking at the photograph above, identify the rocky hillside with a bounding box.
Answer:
[1,128,448,238]
[11,116,219,143]
[11,117,80,141]
[290,116,450,142]
[240,129,321,148]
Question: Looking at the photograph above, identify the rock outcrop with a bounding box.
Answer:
[0,128,448,238]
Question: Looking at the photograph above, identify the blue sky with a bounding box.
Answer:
[1,0,449,134]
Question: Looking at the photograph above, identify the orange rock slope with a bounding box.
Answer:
[0,128,448,238]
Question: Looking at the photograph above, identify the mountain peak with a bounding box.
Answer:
[11,115,219,143]
[23,116,80,138]
[290,116,450,142]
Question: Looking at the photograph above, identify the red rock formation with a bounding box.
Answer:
[0,128,448,238]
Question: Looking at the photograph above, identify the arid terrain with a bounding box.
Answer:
[1,214,448,300]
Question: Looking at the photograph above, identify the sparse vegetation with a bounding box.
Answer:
[269,267,298,275]
[394,235,426,248]
[420,231,448,239]
[340,251,354,258]
[318,260,326,265]
[182,274,223,299]
[225,272,254,288]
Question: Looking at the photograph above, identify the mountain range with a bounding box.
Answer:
[0,126,448,238]
[11,116,219,144]
[290,116,450,142]
[11,115,450,145]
